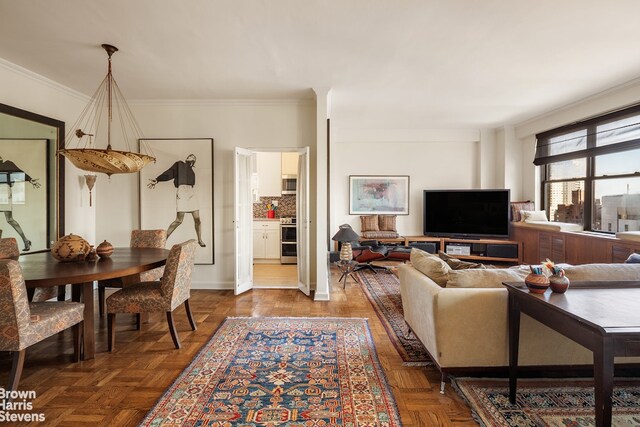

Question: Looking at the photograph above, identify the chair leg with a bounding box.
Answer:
[57,285,66,301]
[136,313,141,331]
[8,349,26,391]
[72,321,83,362]
[108,313,116,352]
[98,285,105,318]
[185,299,197,331]
[166,311,181,349]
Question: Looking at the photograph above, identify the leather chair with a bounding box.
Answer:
[353,241,390,273]
[0,259,83,390]
[106,240,197,351]
[98,229,167,318]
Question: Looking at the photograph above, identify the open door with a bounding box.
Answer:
[297,147,311,295]
[234,147,254,295]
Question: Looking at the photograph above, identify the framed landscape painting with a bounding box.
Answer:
[349,175,410,215]
[139,138,214,264]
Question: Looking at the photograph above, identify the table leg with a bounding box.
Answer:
[508,292,520,404]
[593,337,614,427]
[80,282,95,360]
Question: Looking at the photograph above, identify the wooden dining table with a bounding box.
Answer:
[20,247,170,360]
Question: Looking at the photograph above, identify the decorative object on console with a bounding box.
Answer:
[360,214,399,239]
[546,260,570,293]
[96,240,114,258]
[84,174,97,207]
[349,175,409,215]
[525,265,550,293]
[86,246,99,262]
[510,200,534,222]
[58,44,155,176]
[332,224,360,261]
[51,234,92,262]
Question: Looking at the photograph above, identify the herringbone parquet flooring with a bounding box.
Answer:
[0,266,478,426]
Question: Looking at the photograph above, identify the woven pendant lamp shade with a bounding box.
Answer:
[58,44,155,176]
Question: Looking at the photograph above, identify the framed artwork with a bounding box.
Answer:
[0,139,48,252]
[139,138,214,264]
[349,175,410,215]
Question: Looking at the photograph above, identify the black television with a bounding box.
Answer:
[423,189,511,238]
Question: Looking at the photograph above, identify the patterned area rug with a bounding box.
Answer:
[354,269,432,366]
[140,317,402,426]
[454,377,640,426]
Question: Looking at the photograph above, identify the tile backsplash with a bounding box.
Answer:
[253,195,297,218]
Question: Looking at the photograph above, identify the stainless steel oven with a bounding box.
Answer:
[280,217,297,264]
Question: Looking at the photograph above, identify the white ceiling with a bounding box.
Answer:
[1,0,640,130]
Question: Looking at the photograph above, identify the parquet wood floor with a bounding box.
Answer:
[0,267,478,426]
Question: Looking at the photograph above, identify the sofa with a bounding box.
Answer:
[398,250,640,374]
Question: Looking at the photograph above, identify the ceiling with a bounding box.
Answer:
[1,0,640,131]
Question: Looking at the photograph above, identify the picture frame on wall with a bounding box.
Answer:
[139,138,214,264]
[349,175,410,215]
[0,139,48,252]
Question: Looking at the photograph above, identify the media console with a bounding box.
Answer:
[403,236,522,264]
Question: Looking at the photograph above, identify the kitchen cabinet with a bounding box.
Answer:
[253,220,280,260]
[281,152,299,176]
[256,152,281,197]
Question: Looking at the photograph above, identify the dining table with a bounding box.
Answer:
[20,247,170,360]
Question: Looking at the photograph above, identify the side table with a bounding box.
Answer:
[334,260,358,288]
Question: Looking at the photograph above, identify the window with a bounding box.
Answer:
[536,105,640,233]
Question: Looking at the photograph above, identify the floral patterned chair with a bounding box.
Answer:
[106,239,197,351]
[0,237,58,302]
[0,259,83,390]
[98,229,167,318]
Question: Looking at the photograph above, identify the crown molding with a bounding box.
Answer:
[0,57,89,102]
[128,98,315,107]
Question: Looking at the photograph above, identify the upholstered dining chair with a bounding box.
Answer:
[0,237,58,302]
[106,239,197,351]
[98,229,167,317]
[0,259,83,390]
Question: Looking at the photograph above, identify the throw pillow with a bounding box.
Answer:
[360,215,379,232]
[438,250,486,270]
[378,215,397,232]
[446,268,528,289]
[361,231,400,239]
[410,248,451,287]
[510,201,534,222]
[520,210,549,222]
[625,253,640,263]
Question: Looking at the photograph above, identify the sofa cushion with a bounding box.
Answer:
[360,215,379,232]
[625,253,640,264]
[563,263,640,281]
[438,251,486,270]
[361,231,400,239]
[521,210,549,222]
[446,268,528,289]
[378,215,397,232]
[410,248,450,287]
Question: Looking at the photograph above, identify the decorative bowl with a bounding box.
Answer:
[524,273,550,294]
[549,274,570,293]
[51,234,91,262]
[96,240,114,258]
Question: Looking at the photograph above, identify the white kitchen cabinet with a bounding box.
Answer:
[281,152,299,176]
[256,152,281,197]
[253,220,280,260]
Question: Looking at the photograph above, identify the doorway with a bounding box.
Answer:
[234,147,310,296]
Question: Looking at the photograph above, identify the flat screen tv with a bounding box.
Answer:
[423,189,510,238]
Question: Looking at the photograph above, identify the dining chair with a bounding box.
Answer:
[106,239,197,351]
[0,237,58,302]
[0,259,83,390]
[98,229,167,318]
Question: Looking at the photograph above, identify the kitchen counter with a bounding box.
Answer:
[253,218,281,222]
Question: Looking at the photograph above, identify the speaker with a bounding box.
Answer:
[471,243,487,254]
[409,242,437,254]
[486,244,518,259]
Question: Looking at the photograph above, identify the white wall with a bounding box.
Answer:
[331,132,482,236]
[0,59,95,242]
[95,100,316,289]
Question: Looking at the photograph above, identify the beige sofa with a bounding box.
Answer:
[398,260,640,374]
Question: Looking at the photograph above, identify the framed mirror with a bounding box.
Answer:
[0,103,64,252]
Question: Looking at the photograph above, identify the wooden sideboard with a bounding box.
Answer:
[511,225,640,265]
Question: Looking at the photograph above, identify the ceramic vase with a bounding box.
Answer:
[96,240,114,258]
[51,234,92,262]
[549,273,570,293]
[524,273,550,294]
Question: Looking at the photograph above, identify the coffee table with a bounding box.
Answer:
[503,281,640,427]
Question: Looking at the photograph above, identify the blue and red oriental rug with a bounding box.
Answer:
[140,317,402,426]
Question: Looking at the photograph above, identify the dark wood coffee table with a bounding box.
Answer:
[503,281,640,427]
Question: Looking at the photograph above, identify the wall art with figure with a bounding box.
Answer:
[139,138,214,264]
[349,175,409,215]
[0,139,47,252]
